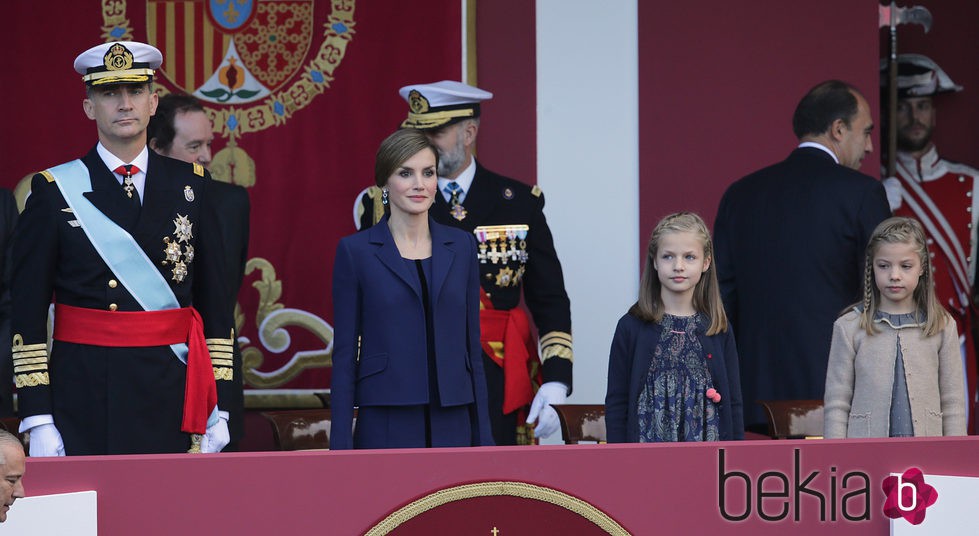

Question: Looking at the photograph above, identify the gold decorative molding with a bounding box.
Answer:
[240,258,333,389]
[365,481,630,535]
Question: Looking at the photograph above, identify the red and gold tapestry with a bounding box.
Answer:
[0,0,464,392]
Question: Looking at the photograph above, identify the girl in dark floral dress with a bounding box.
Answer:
[606,212,744,442]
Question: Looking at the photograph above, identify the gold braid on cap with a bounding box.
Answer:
[83,70,155,85]
[401,108,475,129]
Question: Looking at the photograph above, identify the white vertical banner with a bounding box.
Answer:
[536,1,640,413]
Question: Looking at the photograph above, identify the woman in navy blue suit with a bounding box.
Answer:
[331,129,494,449]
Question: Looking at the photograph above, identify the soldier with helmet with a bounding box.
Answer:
[882,54,979,422]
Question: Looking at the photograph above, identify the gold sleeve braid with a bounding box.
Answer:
[540,331,573,362]
[12,334,50,387]
[207,334,234,381]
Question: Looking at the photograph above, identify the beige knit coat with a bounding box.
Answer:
[824,309,966,438]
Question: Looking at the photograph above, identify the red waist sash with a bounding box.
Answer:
[53,303,217,435]
[479,289,539,414]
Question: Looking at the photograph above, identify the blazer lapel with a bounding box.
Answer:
[80,147,138,230]
[429,220,456,305]
[370,218,421,298]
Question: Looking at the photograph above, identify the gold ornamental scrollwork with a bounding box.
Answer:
[240,257,333,389]
[365,481,631,536]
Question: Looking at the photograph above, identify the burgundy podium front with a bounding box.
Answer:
[24,438,979,534]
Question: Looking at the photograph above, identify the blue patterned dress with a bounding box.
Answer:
[637,313,720,442]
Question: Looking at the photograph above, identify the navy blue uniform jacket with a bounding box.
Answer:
[11,147,233,455]
[605,312,744,442]
[330,216,494,449]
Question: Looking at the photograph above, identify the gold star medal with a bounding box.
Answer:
[163,238,182,263]
[172,261,188,283]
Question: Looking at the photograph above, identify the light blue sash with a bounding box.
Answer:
[48,160,189,364]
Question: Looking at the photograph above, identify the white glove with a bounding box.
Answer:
[28,423,65,457]
[200,415,230,454]
[526,382,568,439]
[882,176,903,211]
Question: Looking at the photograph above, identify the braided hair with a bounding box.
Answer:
[857,217,948,336]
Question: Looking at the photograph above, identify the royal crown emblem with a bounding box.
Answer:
[408,90,430,114]
[104,43,134,71]
[98,1,355,189]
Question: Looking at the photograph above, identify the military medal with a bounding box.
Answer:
[162,214,196,282]
[173,214,194,243]
[450,203,467,221]
[172,261,188,283]
[184,185,195,202]
[495,267,515,287]
[163,238,182,263]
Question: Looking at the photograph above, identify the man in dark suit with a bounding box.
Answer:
[11,41,234,455]
[148,93,250,450]
[714,80,892,430]
[356,81,573,445]
[0,190,16,417]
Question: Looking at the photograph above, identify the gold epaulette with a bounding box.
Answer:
[540,331,573,363]
[193,162,205,177]
[366,186,385,225]
[531,185,542,197]
[40,170,55,183]
[207,332,234,381]
[12,334,50,387]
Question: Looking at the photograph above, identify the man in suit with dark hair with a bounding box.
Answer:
[356,81,573,445]
[714,80,892,430]
[148,93,250,450]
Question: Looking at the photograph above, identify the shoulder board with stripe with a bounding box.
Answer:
[531,184,542,197]
[193,162,205,177]
[40,170,55,183]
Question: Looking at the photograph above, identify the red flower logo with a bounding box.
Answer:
[881,468,938,525]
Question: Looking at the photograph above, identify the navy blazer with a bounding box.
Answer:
[330,216,493,449]
[605,312,744,442]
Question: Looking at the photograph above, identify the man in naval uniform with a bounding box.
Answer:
[148,93,250,450]
[882,54,979,424]
[10,41,235,456]
[356,81,573,445]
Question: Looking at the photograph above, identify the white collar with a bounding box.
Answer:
[97,143,149,202]
[97,143,149,175]
[438,156,476,201]
[798,141,839,164]
[896,145,942,179]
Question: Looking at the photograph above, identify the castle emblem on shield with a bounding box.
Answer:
[98,0,355,186]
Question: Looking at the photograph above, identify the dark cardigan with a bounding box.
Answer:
[605,312,744,442]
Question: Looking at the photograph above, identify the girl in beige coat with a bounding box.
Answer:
[824,217,966,438]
